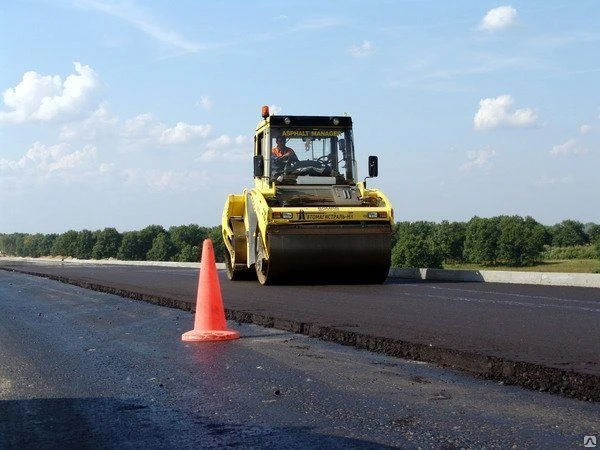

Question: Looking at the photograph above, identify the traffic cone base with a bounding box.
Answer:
[181,239,240,343]
[182,329,240,342]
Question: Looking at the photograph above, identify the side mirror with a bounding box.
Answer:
[368,155,378,178]
[253,155,264,177]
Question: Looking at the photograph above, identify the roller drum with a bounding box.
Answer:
[258,223,391,284]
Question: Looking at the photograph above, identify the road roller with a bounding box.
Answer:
[221,106,394,285]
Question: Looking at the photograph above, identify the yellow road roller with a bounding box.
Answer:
[221,106,394,284]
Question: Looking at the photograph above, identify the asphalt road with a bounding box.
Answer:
[0,259,599,402]
[1,271,599,448]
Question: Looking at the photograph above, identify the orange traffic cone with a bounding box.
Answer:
[181,239,240,342]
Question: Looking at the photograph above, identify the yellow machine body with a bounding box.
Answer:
[222,107,394,284]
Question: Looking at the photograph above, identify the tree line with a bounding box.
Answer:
[1,217,599,268]
[0,225,225,263]
[392,216,600,268]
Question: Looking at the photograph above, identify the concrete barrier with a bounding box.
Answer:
[0,256,208,269]
[388,266,600,288]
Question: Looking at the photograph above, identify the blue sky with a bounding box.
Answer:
[1,1,599,233]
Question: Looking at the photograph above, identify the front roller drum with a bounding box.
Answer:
[255,224,392,285]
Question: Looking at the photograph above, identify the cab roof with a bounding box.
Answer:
[258,115,353,130]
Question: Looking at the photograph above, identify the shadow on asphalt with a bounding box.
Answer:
[383,278,476,285]
[0,397,394,448]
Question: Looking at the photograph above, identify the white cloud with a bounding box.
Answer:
[288,17,345,34]
[156,122,212,145]
[535,175,573,185]
[72,0,202,53]
[59,103,118,140]
[0,62,101,124]
[348,40,373,58]
[474,94,537,130]
[120,114,212,147]
[197,95,213,110]
[121,168,210,192]
[460,147,496,171]
[99,162,114,174]
[122,113,155,137]
[580,124,592,134]
[199,134,250,162]
[479,6,518,32]
[268,105,282,115]
[549,139,588,156]
[206,134,233,150]
[0,142,97,177]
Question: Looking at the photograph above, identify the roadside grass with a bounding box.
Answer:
[444,259,600,274]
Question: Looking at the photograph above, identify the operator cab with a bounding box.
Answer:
[253,107,363,186]
[269,126,357,185]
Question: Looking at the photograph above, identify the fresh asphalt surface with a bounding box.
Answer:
[1,270,599,448]
[0,259,598,400]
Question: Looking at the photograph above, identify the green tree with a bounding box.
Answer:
[91,228,122,259]
[550,220,588,247]
[169,224,207,261]
[39,234,57,257]
[433,220,466,263]
[75,229,96,259]
[21,234,39,257]
[496,216,545,266]
[391,221,443,268]
[521,217,547,265]
[51,230,79,257]
[0,234,14,255]
[117,231,144,260]
[539,224,554,247]
[146,233,176,261]
[0,234,6,255]
[176,244,199,262]
[169,224,206,248]
[497,216,524,266]
[21,233,53,257]
[12,233,27,256]
[138,225,167,260]
[463,216,500,265]
[584,223,600,244]
[1,232,54,257]
[207,226,225,262]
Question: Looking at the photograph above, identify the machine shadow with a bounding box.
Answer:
[0,397,396,449]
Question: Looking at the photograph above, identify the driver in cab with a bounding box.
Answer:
[272,135,297,161]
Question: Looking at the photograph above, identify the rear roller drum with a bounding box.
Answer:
[224,250,256,281]
[224,251,240,281]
